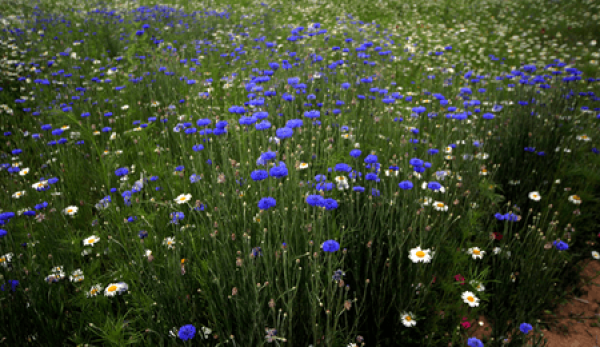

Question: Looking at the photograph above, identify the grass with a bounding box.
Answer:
[0,0,599,346]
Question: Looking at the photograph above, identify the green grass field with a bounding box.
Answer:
[0,0,599,346]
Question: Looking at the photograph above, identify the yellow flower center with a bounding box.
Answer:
[473,250,481,255]
[481,169,487,173]
[0,257,5,263]
[180,197,186,201]
[436,203,444,207]
[88,239,95,244]
[573,195,580,200]
[167,241,172,245]
[467,296,474,302]
[90,289,98,295]
[416,251,425,258]
[107,285,118,292]
[405,316,412,322]
[67,209,73,213]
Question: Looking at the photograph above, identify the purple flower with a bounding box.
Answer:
[321,239,340,252]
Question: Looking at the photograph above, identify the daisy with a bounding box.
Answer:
[121,105,129,110]
[418,197,433,206]
[60,125,70,131]
[470,280,486,292]
[468,247,486,260]
[150,101,160,107]
[298,162,309,170]
[385,168,399,177]
[69,269,84,283]
[64,206,79,216]
[163,236,176,249]
[87,286,103,298]
[83,235,100,247]
[144,249,153,259]
[444,146,453,153]
[528,191,541,202]
[568,195,582,205]
[479,168,489,176]
[174,194,192,204]
[19,168,30,176]
[253,213,262,223]
[592,251,600,260]
[104,282,127,297]
[475,152,489,160]
[31,181,48,190]
[444,155,455,161]
[422,182,446,193]
[12,191,25,199]
[433,201,448,212]
[462,291,480,307]
[400,312,417,327]
[409,246,432,264]
[508,180,521,185]
[335,176,349,190]
[0,253,13,268]
[576,134,591,142]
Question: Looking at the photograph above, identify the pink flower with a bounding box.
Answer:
[454,274,465,285]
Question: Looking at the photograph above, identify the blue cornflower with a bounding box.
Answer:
[520,323,533,335]
[261,151,277,161]
[322,198,338,210]
[306,194,324,207]
[190,174,201,183]
[269,164,288,178]
[364,154,378,164]
[193,144,204,152]
[427,181,442,191]
[365,173,378,181]
[398,181,413,190]
[275,127,293,139]
[258,197,276,210]
[409,158,424,167]
[553,240,569,251]
[316,182,335,192]
[178,324,196,341]
[350,149,362,158]
[315,174,327,182]
[0,229,7,238]
[251,170,269,181]
[467,337,483,347]
[334,163,352,172]
[494,213,505,221]
[138,230,148,239]
[321,239,340,252]
[115,168,129,177]
[256,120,271,130]
[353,186,365,192]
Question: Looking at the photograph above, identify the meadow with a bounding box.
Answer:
[0,0,600,346]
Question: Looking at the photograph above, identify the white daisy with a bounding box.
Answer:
[479,168,489,176]
[334,176,349,190]
[69,269,84,283]
[150,101,160,107]
[470,280,486,292]
[174,193,192,204]
[592,251,600,260]
[400,311,417,327]
[63,206,79,215]
[475,152,489,160]
[163,236,176,249]
[12,191,26,199]
[468,247,486,260]
[144,249,153,258]
[409,246,432,264]
[433,201,448,212]
[253,213,262,223]
[576,134,591,142]
[32,181,49,190]
[19,167,30,176]
[0,253,13,268]
[462,291,480,307]
[568,195,582,205]
[104,282,126,297]
[83,235,100,247]
[444,146,453,153]
[528,191,541,201]
[298,162,309,170]
[418,196,433,206]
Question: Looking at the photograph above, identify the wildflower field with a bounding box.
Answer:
[1,0,600,346]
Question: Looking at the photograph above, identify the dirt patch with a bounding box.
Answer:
[465,258,600,347]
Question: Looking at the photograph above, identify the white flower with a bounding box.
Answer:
[0,252,13,268]
[475,152,489,160]
[334,176,349,190]
[19,167,30,176]
[121,105,129,110]
[433,201,448,212]
[444,146,453,153]
[69,269,84,283]
[568,194,582,204]
[104,282,127,297]
[409,246,432,264]
[528,191,541,201]
[470,280,486,292]
[422,182,446,193]
[298,162,309,170]
[163,236,176,249]
[174,194,192,204]
[400,312,417,327]
[385,168,399,177]
[32,181,49,190]
[468,247,485,260]
[576,134,591,142]
[12,190,26,199]
[150,101,160,107]
[144,249,153,258]
[86,284,103,298]
[493,247,502,255]
[462,291,480,307]
[83,235,100,247]
[592,251,600,260]
[63,206,79,215]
